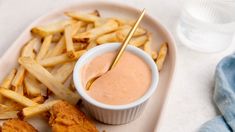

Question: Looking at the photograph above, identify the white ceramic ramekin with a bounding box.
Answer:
[73,43,159,124]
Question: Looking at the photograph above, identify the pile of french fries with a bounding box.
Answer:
[0,10,168,121]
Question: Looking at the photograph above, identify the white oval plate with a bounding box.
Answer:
[0,1,177,132]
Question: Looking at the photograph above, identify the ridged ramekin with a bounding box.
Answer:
[73,43,159,124]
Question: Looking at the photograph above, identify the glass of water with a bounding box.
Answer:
[176,0,235,53]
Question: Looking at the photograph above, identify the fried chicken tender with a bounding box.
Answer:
[49,101,98,132]
[1,119,37,132]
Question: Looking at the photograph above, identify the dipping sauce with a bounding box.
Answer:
[81,51,152,105]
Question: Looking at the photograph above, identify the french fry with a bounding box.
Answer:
[0,69,16,89]
[96,25,146,44]
[0,88,38,107]
[0,111,18,119]
[71,21,86,36]
[52,33,62,43]
[73,19,118,42]
[94,18,108,27]
[18,100,60,119]
[96,32,119,44]
[39,50,86,67]
[152,52,158,60]
[156,43,168,71]
[65,24,76,58]
[86,23,94,31]
[115,18,135,26]
[31,20,75,37]
[36,35,53,61]
[46,36,65,57]
[11,65,25,89]
[65,12,100,22]
[52,62,75,83]
[31,95,47,104]
[91,10,100,17]
[74,43,88,51]
[24,75,41,97]
[143,34,152,57]
[21,38,40,58]
[64,75,72,89]
[19,57,80,104]
[86,41,97,50]
[16,85,24,96]
[128,35,148,47]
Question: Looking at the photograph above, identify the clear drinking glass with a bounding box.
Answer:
[176,0,235,53]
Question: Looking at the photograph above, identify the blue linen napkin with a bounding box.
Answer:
[199,54,235,132]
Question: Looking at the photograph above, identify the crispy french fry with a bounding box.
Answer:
[0,88,38,107]
[64,75,72,89]
[21,38,40,58]
[19,57,80,104]
[52,62,75,83]
[39,50,86,67]
[11,65,25,89]
[86,41,97,50]
[24,75,41,97]
[71,21,86,36]
[74,43,88,51]
[65,12,100,22]
[96,32,119,44]
[31,20,75,37]
[65,24,76,58]
[86,23,94,31]
[0,111,18,119]
[16,85,24,96]
[115,18,135,26]
[128,35,148,47]
[52,33,62,43]
[143,34,152,57]
[18,100,59,119]
[46,36,65,57]
[96,25,146,44]
[152,52,158,60]
[156,43,168,71]
[31,95,47,104]
[36,35,53,61]
[0,69,16,89]
[73,19,118,42]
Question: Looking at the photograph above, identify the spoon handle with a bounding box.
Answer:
[109,9,146,70]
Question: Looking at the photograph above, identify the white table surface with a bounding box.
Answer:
[0,0,235,131]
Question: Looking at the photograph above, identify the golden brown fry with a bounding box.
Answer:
[71,21,86,36]
[16,85,24,96]
[0,69,16,89]
[52,62,75,83]
[128,35,148,47]
[65,12,100,22]
[156,43,168,71]
[74,43,88,51]
[31,95,47,104]
[73,19,118,42]
[21,38,40,58]
[0,111,18,119]
[11,65,25,89]
[65,24,76,58]
[96,25,146,44]
[52,33,62,43]
[86,23,94,31]
[36,35,53,61]
[0,88,38,107]
[96,32,119,44]
[143,34,152,57]
[46,36,65,57]
[39,50,86,67]
[24,75,41,97]
[86,41,97,50]
[19,57,80,104]
[18,100,60,119]
[31,20,75,37]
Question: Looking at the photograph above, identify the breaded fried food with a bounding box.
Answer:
[1,119,37,132]
[49,101,98,132]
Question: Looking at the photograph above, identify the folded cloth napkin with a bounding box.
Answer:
[199,54,235,132]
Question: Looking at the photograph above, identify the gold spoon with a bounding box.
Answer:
[86,9,146,90]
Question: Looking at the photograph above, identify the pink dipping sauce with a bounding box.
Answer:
[81,51,152,105]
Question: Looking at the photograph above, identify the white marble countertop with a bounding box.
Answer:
[0,0,235,131]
